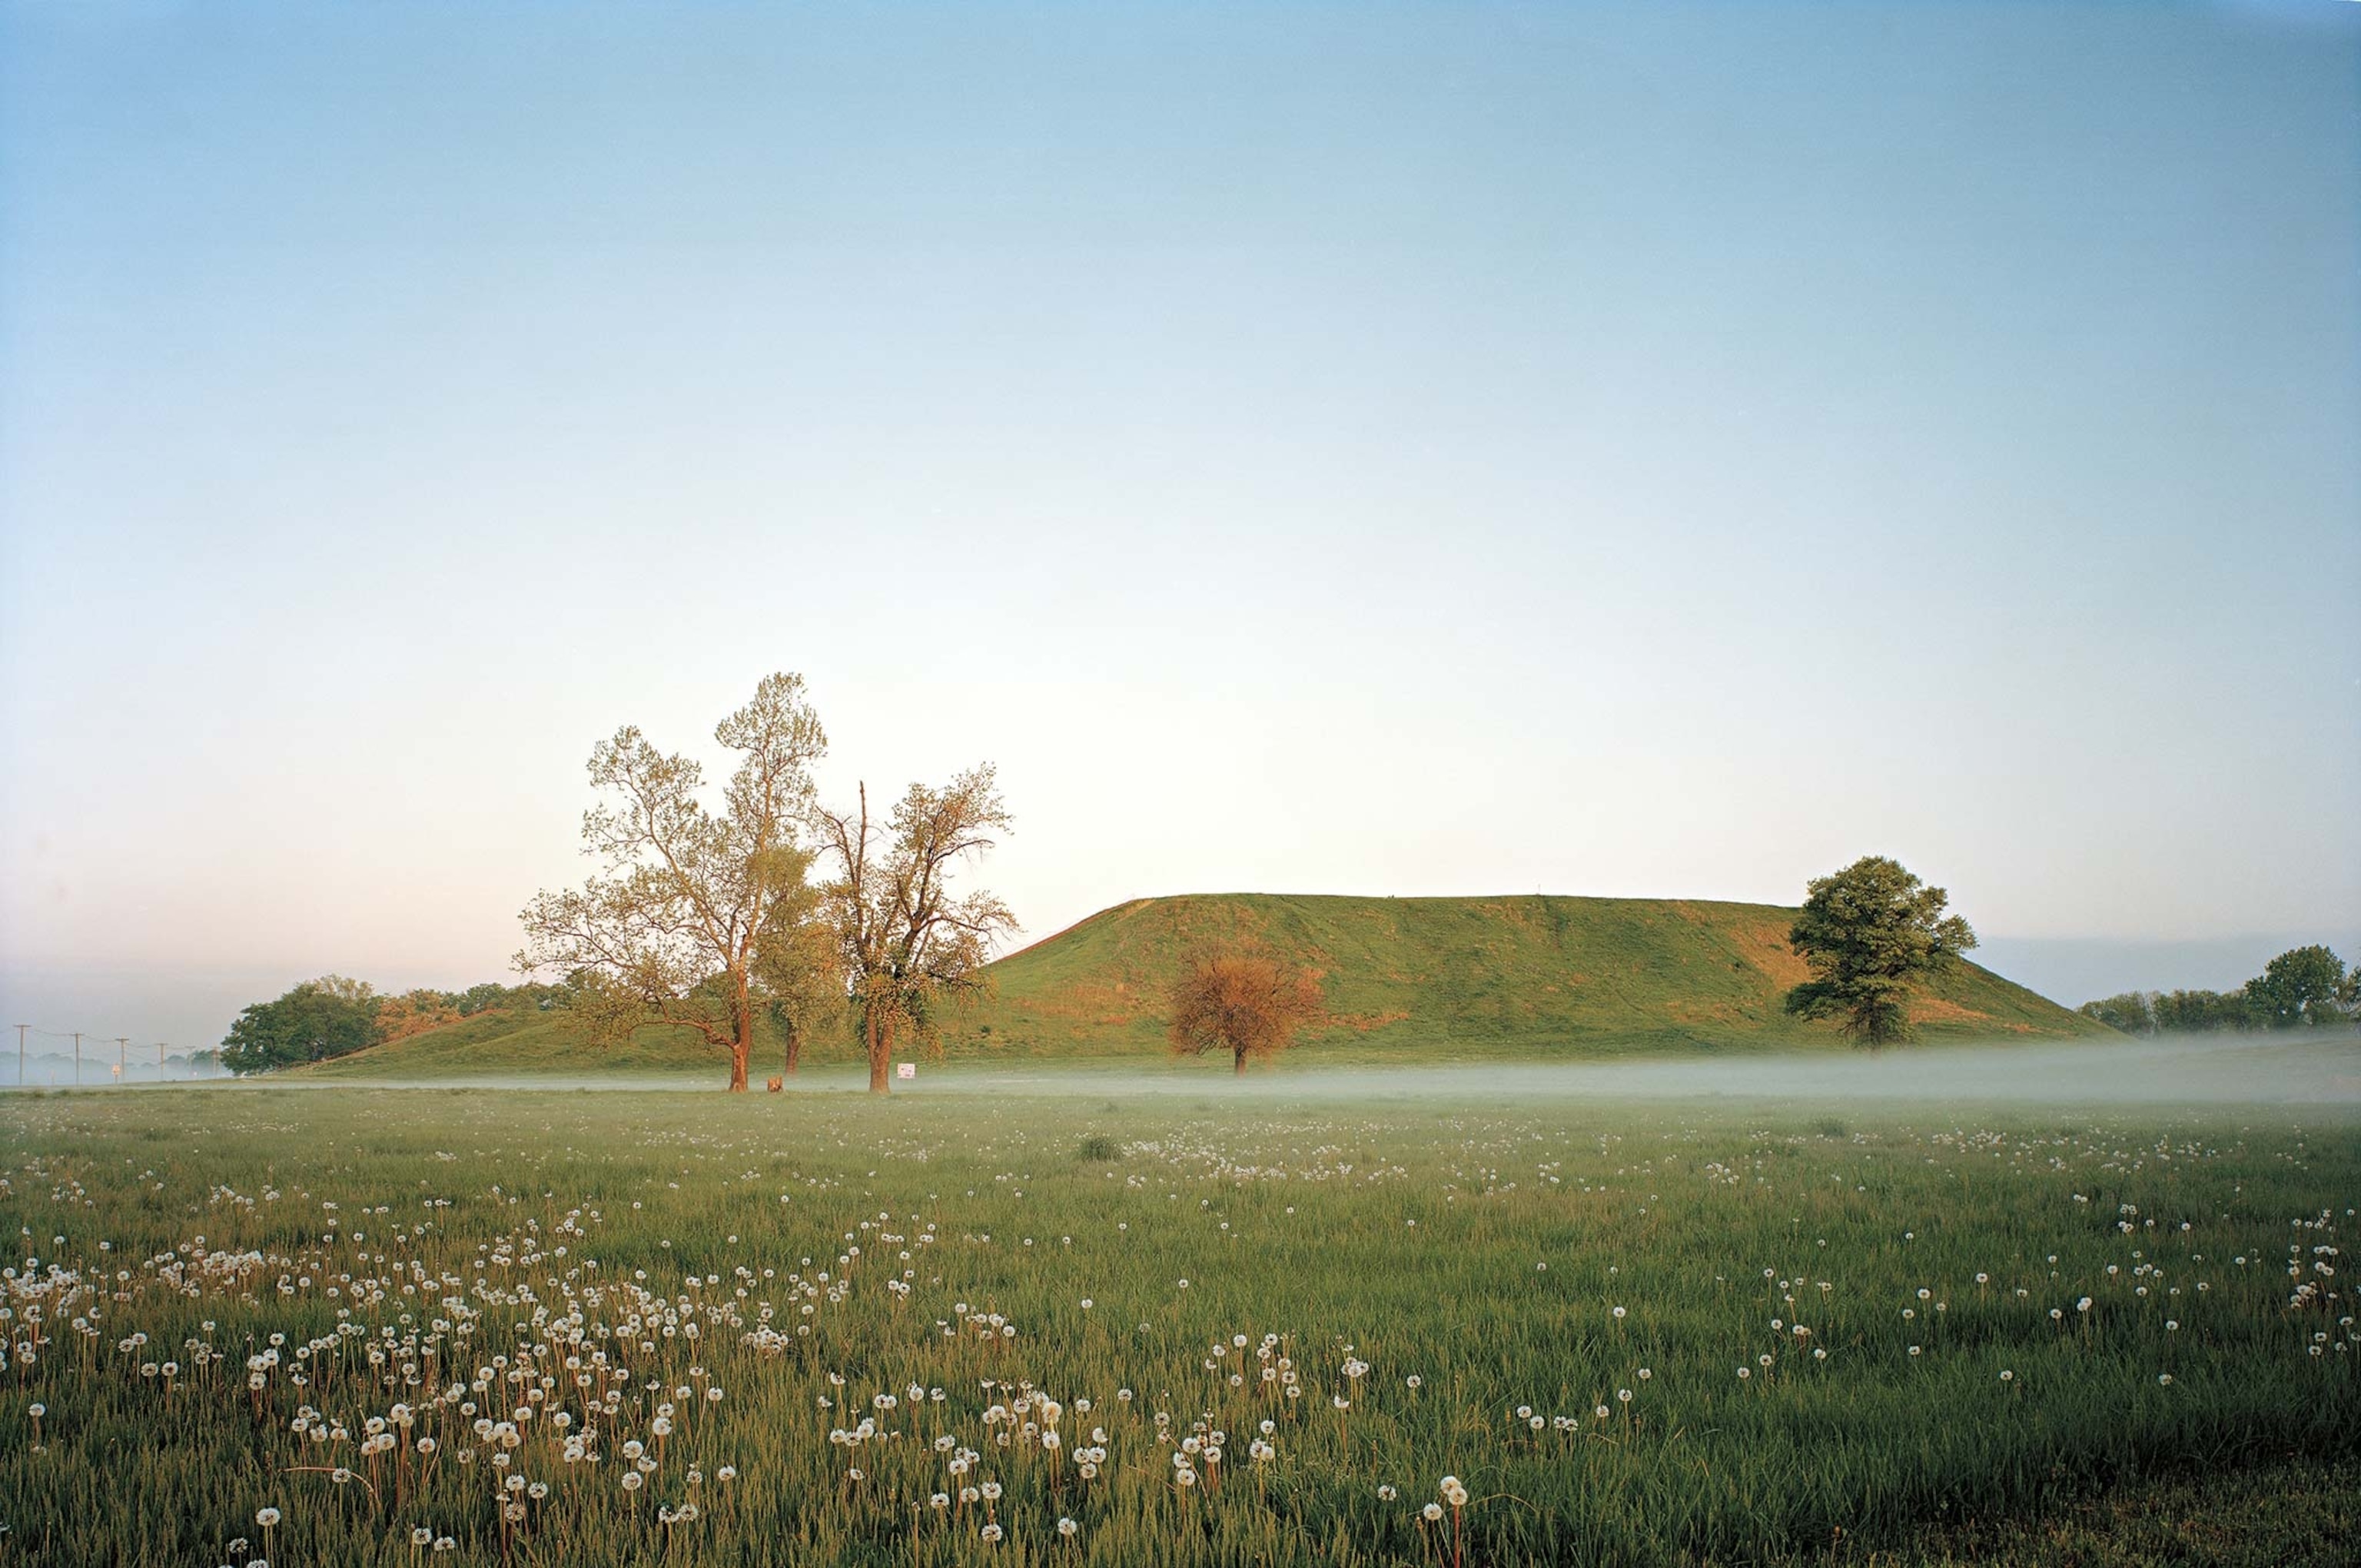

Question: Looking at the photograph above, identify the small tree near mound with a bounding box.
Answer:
[1167,949,1324,1075]
[1784,855,1977,1048]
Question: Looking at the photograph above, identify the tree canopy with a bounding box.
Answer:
[1167,948,1325,1074]
[1783,855,1977,1048]
[755,862,845,1077]
[516,673,829,1091]
[2245,945,2350,1029]
[218,977,383,1074]
[809,769,1017,1093]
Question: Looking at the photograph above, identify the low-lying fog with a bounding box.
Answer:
[145,1033,2361,1105]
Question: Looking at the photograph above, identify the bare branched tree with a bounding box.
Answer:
[809,766,1017,1094]
[516,673,826,1091]
[1168,948,1325,1075]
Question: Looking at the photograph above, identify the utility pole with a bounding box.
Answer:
[117,1038,128,1081]
[156,1041,165,1071]
[73,1031,81,1085]
[12,1025,23,1087]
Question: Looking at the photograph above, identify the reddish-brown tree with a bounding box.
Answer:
[1167,950,1324,1075]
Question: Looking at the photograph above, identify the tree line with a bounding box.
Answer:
[217,976,563,1075]
[2078,945,2357,1035]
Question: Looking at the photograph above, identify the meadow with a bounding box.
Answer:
[1,1078,2354,1566]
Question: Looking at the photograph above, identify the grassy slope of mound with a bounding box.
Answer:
[303,893,2102,1078]
[950,893,2103,1060]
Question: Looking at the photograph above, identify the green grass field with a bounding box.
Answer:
[300,894,2104,1081]
[2,1080,2352,1566]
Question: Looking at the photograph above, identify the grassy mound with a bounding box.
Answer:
[301,894,2100,1078]
[949,893,2101,1060]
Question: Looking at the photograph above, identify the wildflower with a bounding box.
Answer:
[980,1523,1004,1543]
[1423,1502,1445,1521]
[256,1509,281,1529]
[1058,1517,1079,1538]
[1440,1476,1468,1507]
[412,1527,434,1546]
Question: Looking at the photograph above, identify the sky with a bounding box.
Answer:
[2,1,2357,1054]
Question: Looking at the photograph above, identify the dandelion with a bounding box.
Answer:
[257,1508,281,1530]
[980,1523,1004,1543]
[1058,1517,1079,1538]
[1423,1502,1445,1522]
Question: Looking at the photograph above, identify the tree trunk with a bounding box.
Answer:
[1234,1047,1248,1075]
[783,1023,802,1077]
[866,1005,890,1095]
[728,972,751,1092]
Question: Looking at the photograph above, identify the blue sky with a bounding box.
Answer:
[2,2,2356,1050]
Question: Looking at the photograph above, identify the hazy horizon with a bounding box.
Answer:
[4,2,2356,1055]
[5,912,2353,1060]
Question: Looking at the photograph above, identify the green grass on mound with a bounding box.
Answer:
[301,893,2104,1080]
[951,893,2103,1058]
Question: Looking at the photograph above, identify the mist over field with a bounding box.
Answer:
[129,1033,2351,1109]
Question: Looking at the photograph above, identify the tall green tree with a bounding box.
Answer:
[218,977,382,1074]
[516,673,827,1092]
[2245,945,2350,1029]
[1783,855,1977,1048]
[754,858,845,1077]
